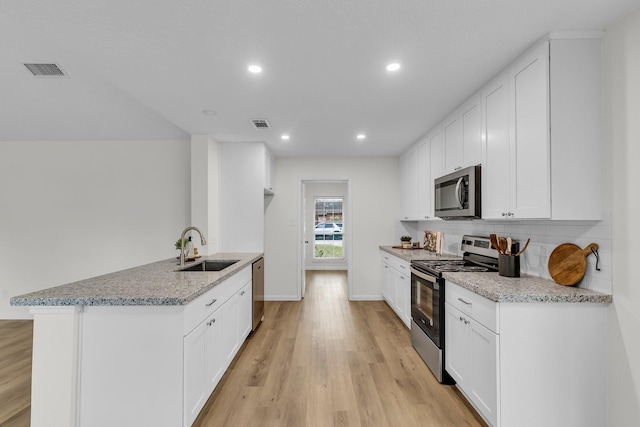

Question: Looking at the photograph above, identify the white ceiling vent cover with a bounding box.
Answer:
[24,63,67,77]
[250,119,270,129]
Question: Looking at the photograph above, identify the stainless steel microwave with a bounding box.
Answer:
[434,165,481,219]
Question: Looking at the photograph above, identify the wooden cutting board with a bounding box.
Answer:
[548,243,598,286]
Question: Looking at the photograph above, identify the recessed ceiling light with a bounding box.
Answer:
[281,134,290,140]
[356,134,366,140]
[202,109,217,116]
[248,65,262,73]
[386,63,401,72]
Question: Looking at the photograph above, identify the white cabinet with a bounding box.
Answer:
[445,280,607,427]
[482,36,603,220]
[443,93,482,174]
[416,126,443,220]
[481,72,511,220]
[380,251,411,328]
[183,266,252,427]
[399,148,418,220]
[221,143,265,251]
[264,146,275,194]
[445,282,499,427]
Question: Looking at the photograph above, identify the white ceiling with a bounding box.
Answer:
[1,0,638,157]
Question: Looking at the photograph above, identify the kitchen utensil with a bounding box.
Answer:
[490,234,499,252]
[498,254,520,277]
[548,243,599,286]
[515,238,531,256]
[498,237,508,255]
[506,237,512,255]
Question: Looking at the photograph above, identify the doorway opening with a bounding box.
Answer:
[298,179,352,300]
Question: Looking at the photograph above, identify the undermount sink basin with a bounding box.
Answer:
[179,260,239,272]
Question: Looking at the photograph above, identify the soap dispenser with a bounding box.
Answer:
[185,236,194,258]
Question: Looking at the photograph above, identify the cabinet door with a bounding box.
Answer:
[482,73,511,219]
[470,319,499,427]
[392,268,411,328]
[381,262,391,301]
[445,303,470,387]
[224,291,241,366]
[205,312,226,394]
[417,139,432,220]
[443,113,463,173]
[461,94,482,167]
[399,149,418,220]
[430,129,444,208]
[264,147,275,194]
[239,282,252,340]
[184,320,207,426]
[509,41,551,219]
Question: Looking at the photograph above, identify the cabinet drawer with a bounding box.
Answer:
[446,281,498,333]
[184,266,251,335]
[382,253,410,274]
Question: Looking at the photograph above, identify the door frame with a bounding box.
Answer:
[297,178,353,300]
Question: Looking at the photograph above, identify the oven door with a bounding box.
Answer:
[410,267,441,347]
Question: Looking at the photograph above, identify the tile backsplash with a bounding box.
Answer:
[399,213,612,294]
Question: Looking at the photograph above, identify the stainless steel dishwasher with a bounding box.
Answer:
[252,257,265,331]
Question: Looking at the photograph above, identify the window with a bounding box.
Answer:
[313,197,344,259]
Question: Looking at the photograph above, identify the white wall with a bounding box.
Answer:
[604,8,640,425]
[0,140,191,318]
[264,157,398,300]
[191,135,221,255]
[304,181,348,270]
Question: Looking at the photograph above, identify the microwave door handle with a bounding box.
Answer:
[455,177,464,209]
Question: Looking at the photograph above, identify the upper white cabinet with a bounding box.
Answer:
[264,146,275,194]
[444,93,482,174]
[399,148,418,220]
[482,36,603,220]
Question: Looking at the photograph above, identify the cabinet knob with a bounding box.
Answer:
[240,291,245,296]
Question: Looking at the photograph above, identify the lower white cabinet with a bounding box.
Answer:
[184,274,253,427]
[445,280,607,427]
[446,303,498,427]
[380,251,411,328]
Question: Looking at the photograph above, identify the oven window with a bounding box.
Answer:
[417,283,434,323]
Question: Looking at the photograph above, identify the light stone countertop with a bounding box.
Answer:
[379,245,461,262]
[380,245,612,304]
[443,271,612,304]
[10,252,263,307]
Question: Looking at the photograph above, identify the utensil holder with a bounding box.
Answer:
[498,254,520,277]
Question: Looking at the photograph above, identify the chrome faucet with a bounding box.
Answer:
[179,226,207,268]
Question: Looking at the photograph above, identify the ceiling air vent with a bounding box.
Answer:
[250,119,270,129]
[24,63,67,77]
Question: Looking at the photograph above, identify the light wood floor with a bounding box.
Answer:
[0,271,486,427]
[194,270,486,427]
[0,320,32,427]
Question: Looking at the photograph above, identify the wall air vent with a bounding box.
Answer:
[24,63,67,77]
[250,119,270,129]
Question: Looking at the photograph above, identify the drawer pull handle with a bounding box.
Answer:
[459,316,470,325]
[205,298,218,307]
[458,298,472,306]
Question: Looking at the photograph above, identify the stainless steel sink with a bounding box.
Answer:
[179,260,239,272]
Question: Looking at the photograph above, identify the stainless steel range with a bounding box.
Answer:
[410,235,506,383]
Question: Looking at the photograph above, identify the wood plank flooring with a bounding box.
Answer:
[0,271,486,427]
[193,270,486,427]
[0,320,32,427]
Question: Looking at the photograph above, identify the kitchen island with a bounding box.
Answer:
[11,252,263,427]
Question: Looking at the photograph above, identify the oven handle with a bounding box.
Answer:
[410,267,437,285]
